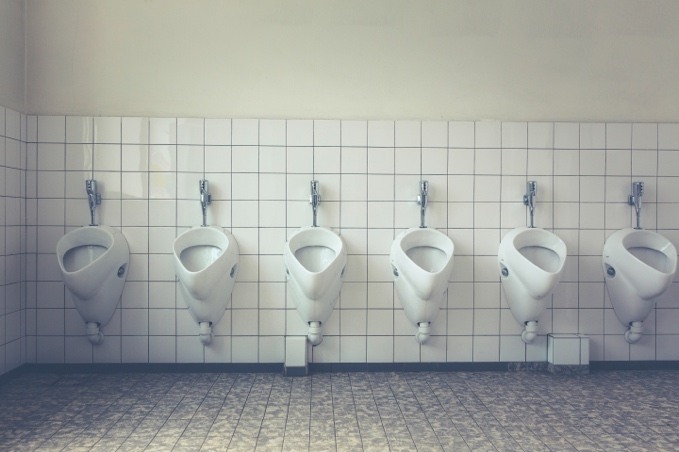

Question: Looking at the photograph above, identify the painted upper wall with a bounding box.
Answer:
[0,0,25,112]
[25,0,679,121]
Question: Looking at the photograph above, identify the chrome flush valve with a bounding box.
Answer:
[85,179,101,226]
[628,181,644,229]
[310,180,321,227]
[199,180,211,227]
[523,181,537,228]
[417,180,429,228]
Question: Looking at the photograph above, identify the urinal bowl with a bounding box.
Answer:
[498,227,567,342]
[56,226,130,343]
[284,227,347,345]
[390,227,455,343]
[603,228,677,341]
[173,226,240,331]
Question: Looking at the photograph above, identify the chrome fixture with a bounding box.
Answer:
[628,181,644,229]
[523,181,537,228]
[310,180,321,227]
[199,180,211,227]
[417,180,429,228]
[85,179,101,226]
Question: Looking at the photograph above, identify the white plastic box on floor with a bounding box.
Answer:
[285,336,308,376]
[548,334,590,365]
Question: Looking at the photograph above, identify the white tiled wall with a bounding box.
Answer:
[15,115,679,368]
[0,106,26,377]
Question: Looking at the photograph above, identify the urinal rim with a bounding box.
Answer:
[286,226,345,253]
[390,227,454,277]
[284,226,347,276]
[56,225,119,275]
[173,225,238,276]
[499,226,567,276]
[603,228,677,276]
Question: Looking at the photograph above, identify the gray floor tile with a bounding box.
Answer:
[3,369,679,451]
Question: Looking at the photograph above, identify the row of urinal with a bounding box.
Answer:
[55,179,677,349]
[53,214,448,347]
[501,180,677,344]
[53,179,453,347]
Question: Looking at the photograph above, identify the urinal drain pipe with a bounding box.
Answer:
[199,321,213,345]
[521,321,538,344]
[86,322,104,345]
[624,321,643,344]
[308,321,323,346]
[416,322,430,344]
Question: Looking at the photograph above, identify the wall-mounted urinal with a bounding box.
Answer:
[603,182,677,343]
[56,180,130,344]
[498,181,567,343]
[284,181,347,346]
[173,180,239,345]
[390,181,455,344]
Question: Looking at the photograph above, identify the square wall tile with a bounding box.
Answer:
[395,121,420,147]
[66,116,93,144]
[528,122,553,149]
[287,120,313,147]
[475,122,501,148]
[366,336,393,362]
[177,118,204,145]
[554,122,579,149]
[341,120,367,147]
[314,120,340,146]
[606,123,632,149]
[232,119,259,146]
[149,118,177,144]
[501,122,527,149]
[632,123,657,149]
[422,121,448,148]
[205,118,231,145]
[449,122,474,148]
[94,117,121,143]
[368,121,394,147]
[122,117,150,144]
[38,116,65,143]
[658,123,679,150]
[580,123,605,149]
[259,119,286,146]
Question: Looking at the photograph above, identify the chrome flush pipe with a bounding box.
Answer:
[628,181,644,229]
[417,180,429,228]
[199,180,211,227]
[85,179,101,226]
[523,181,537,228]
[310,180,321,227]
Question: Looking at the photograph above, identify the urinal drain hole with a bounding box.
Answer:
[392,266,399,277]
[117,265,126,278]
[501,268,509,277]
[606,267,616,277]
[230,265,238,278]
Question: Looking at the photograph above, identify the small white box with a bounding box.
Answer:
[548,334,589,365]
[285,336,308,374]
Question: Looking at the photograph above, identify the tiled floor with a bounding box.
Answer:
[0,370,678,451]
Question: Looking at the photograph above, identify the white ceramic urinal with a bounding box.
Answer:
[498,227,567,343]
[173,226,239,345]
[284,226,347,346]
[56,226,130,344]
[390,227,455,344]
[603,228,677,343]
